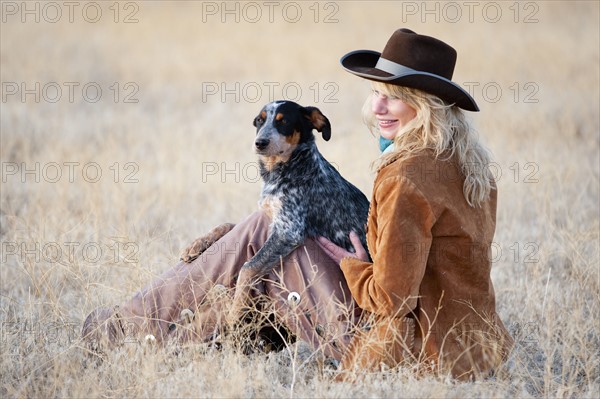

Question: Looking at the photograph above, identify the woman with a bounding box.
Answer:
[317,28,513,380]
[82,28,512,381]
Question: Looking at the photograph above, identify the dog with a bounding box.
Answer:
[228,100,370,322]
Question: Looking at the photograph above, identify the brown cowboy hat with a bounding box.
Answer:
[340,28,479,111]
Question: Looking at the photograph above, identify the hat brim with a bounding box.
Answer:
[341,50,479,112]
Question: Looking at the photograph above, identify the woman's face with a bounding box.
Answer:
[371,89,417,140]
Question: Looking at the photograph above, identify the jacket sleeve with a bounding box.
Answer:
[340,176,435,317]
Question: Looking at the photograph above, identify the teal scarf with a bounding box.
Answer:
[379,136,394,153]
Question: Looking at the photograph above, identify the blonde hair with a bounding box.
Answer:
[365,81,494,207]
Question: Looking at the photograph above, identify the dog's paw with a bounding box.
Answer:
[226,286,255,328]
[180,223,236,263]
[226,302,245,329]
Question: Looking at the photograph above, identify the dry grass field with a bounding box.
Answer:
[1,1,599,397]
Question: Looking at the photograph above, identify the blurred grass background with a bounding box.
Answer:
[1,1,599,397]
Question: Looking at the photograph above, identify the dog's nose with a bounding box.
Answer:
[255,138,270,150]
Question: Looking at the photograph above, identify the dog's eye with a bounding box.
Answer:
[281,118,287,125]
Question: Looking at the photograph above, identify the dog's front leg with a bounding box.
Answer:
[227,226,304,325]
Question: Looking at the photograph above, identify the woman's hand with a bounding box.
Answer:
[316,231,369,265]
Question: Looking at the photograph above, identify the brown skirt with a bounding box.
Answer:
[82,210,361,361]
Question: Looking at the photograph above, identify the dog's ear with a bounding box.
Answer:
[303,106,331,141]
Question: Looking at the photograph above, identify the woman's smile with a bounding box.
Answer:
[377,118,399,130]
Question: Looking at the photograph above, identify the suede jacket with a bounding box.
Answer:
[340,150,513,380]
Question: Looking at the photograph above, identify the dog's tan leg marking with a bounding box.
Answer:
[180,223,236,263]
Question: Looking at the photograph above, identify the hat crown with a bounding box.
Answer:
[380,28,457,80]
